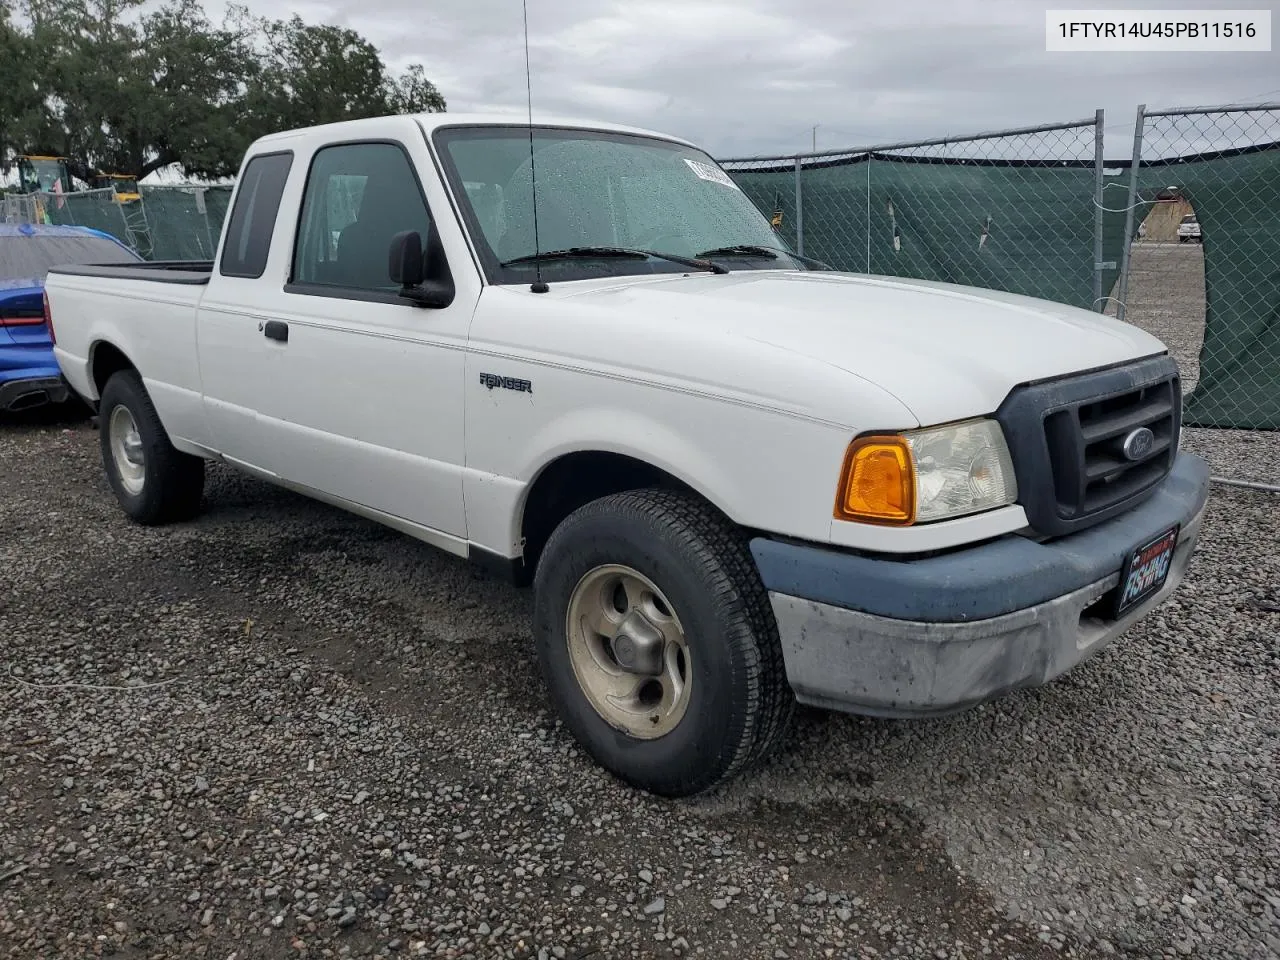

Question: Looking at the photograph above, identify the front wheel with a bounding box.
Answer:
[99,370,205,524]
[532,489,794,796]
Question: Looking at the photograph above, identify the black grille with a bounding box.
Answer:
[997,355,1181,538]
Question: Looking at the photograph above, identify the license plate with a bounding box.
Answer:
[1114,525,1180,618]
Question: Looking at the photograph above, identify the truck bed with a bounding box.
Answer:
[45,261,210,437]
[48,261,213,285]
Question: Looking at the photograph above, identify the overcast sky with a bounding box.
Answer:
[211,0,1279,159]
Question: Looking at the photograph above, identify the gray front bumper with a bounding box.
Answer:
[758,453,1210,718]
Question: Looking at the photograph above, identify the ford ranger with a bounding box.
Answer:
[43,113,1210,796]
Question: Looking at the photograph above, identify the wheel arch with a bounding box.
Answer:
[88,340,138,400]
[513,447,739,585]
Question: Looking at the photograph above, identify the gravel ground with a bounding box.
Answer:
[3,244,1277,960]
[1107,242,1208,391]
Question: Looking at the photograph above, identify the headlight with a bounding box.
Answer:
[835,419,1017,525]
[905,419,1018,522]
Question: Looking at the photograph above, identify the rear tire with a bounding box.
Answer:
[99,370,205,525]
[532,488,794,797]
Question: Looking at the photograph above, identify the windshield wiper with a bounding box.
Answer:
[501,246,729,274]
[696,244,833,270]
[697,244,778,259]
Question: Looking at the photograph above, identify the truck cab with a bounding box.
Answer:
[44,113,1210,796]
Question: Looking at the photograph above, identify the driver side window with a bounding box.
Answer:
[291,142,433,294]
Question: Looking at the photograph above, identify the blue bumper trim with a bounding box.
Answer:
[1,341,58,379]
[751,452,1210,623]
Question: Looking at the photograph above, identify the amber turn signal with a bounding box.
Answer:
[834,436,916,525]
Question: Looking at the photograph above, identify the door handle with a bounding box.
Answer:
[263,320,289,343]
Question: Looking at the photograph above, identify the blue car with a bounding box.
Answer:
[1,223,140,412]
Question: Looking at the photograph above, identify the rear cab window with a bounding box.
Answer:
[219,152,293,279]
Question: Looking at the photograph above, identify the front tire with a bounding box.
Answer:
[533,489,794,797]
[99,370,205,525]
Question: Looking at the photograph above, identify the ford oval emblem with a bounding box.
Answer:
[1122,426,1155,461]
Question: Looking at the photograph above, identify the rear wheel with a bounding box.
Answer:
[99,370,205,524]
[533,488,794,796]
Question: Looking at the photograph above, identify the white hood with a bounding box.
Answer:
[555,270,1167,425]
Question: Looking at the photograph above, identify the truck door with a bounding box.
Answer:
[197,150,295,473]
[250,131,477,541]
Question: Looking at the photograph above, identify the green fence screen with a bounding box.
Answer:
[728,157,1132,314]
[1136,146,1280,429]
[139,186,234,261]
[38,185,234,261]
[38,188,129,241]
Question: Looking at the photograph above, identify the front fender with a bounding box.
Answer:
[462,387,864,558]
[517,405,743,520]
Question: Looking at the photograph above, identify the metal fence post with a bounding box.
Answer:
[1116,103,1146,323]
[793,156,804,256]
[1092,108,1105,312]
[199,190,217,257]
[865,154,872,273]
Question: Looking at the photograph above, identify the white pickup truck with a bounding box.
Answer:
[1177,214,1203,243]
[45,113,1210,796]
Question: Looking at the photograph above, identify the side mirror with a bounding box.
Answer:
[388,230,425,287]
[387,226,455,309]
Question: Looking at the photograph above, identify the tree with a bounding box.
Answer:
[2,0,446,183]
[0,1,40,165]
[138,0,259,179]
[20,0,153,182]
[247,16,390,133]
[240,17,446,155]
[386,63,446,115]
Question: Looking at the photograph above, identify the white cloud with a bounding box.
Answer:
[204,0,1280,158]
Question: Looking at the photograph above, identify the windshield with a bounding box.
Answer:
[433,126,808,284]
[0,232,138,283]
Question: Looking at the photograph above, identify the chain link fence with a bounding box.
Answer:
[1,184,233,261]
[1,193,41,225]
[2,187,129,241]
[720,114,1131,315]
[1114,104,1280,448]
[137,185,234,261]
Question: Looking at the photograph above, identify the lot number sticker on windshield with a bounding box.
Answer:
[684,158,741,190]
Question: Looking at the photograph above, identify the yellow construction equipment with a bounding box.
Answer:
[92,173,141,202]
[15,156,72,195]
